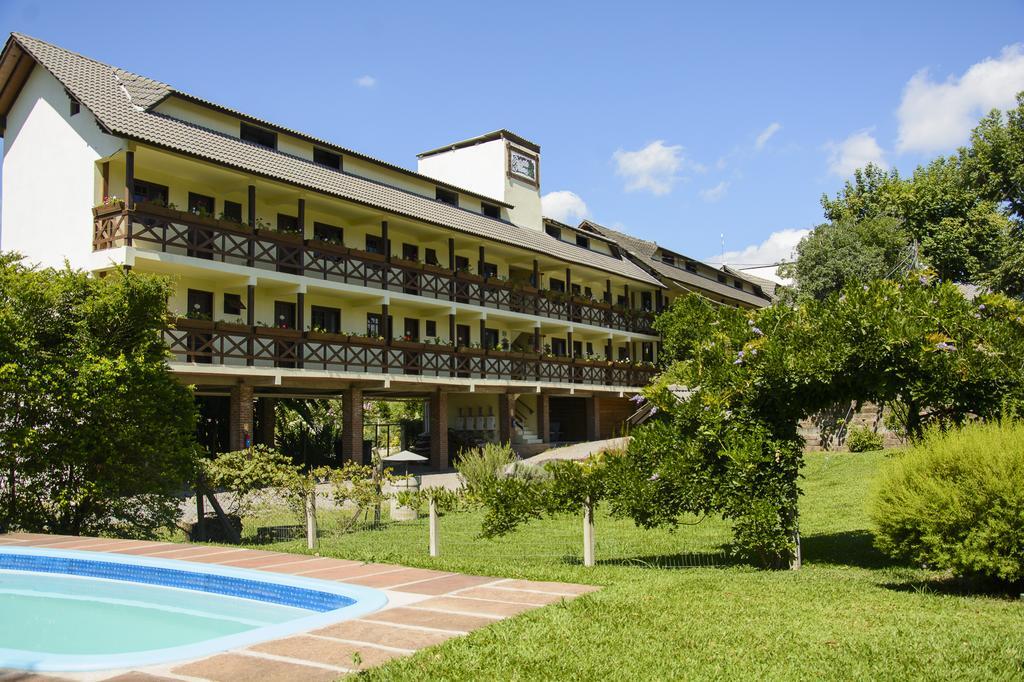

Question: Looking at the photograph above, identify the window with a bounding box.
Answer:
[586,342,594,356]
[313,147,341,170]
[187,289,213,318]
[240,122,277,149]
[366,313,383,338]
[617,295,627,307]
[685,261,698,273]
[69,95,80,116]
[551,338,567,357]
[404,318,420,341]
[717,274,727,284]
[576,234,590,249]
[733,279,744,290]
[642,342,654,362]
[481,202,500,219]
[365,234,385,255]
[641,291,653,312]
[545,225,561,239]
[274,301,296,328]
[223,200,242,223]
[483,328,499,350]
[617,345,629,361]
[132,179,168,206]
[661,254,675,265]
[223,293,244,316]
[425,320,437,338]
[277,213,300,235]
[549,278,565,292]
[313,222,343,245]
[402,243,419,261]
[584,286,593,299]
[456,324,471,347]
[572,341,583,358]
[425,248,439,266]
[571,283,581,295]
[481,262,498,279]
[455,255,470,271]
[436,187,458,206]
[311,306,341,334]
[188,192,215,216]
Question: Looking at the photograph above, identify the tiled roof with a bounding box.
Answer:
[722,265,779,300]
[585,221,772,306]
[8,33,662,288]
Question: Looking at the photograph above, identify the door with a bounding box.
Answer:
[186,289,213,363]
[187,192,215,259]
[273,300,297,368]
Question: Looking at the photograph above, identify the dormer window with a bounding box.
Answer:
[685,261,698,273]
[576,235,590,249]
[313,147,341,170]
[436,187,458,206]
[733,279,744,290]
[545,225,561,239]
[240,122,277,150]
[661,254,675,265]
[717,274,727,284]
[67,90,80,116]
[481,202,500,219]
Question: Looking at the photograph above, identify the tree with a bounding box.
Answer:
[0,254,197,537]
[780,217,909,300]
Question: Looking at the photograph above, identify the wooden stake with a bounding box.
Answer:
[429,497,439,557]
[305,490,318,550]
[583,496,595,567]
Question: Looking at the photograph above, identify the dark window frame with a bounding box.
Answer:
[132,179,169,207]
[223,200,243,223]
[311,305,342,334]
[188,192,215,217]
[576,234,590,249]
[313,221,344,244]
[545,225,561,239]
[435,187,459,206]
[481,202,500,219]
[313,147,342,170]
[425,320,437,338]
[223,293,244,316]
[240,122,277,150]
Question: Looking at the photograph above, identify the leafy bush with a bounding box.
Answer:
[870,421,1024,582]
[845,425,885,452]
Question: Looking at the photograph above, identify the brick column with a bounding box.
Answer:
[536,393,550,442]
[229,383,254,451]
[430,390,449,470]
[258,397,275,447]
[342,387,364,464]
[585,396,601,441]
[498,393,513,444]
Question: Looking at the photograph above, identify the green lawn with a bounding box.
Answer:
[250,452,1024,680]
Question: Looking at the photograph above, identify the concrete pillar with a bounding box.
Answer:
[536,393,550,442]
[258,397,276,447]
[585,396,601,441]
[429,390,449,470]
[498,393,513,444]
[229,382,254,451]
[342,387,364,464]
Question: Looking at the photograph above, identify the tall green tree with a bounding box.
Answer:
[0,254,197,537]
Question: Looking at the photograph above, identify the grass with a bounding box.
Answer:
[245,452,1024,681]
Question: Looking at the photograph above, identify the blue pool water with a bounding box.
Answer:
[0,547,388,672]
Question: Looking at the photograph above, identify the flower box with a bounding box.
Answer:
[516,283,539,295]
[256,326,302,340]
[256,228,304,245]
[306,331,349,344]
[392,257,422,270]
[214,321,250,333]
[349,248,387,263]
[423,263,453,276]
[349,335,386,347]
[487,349,516,359]
[423,342,453,352]
[308,239,348,257]
[92,201,125,217]
[458,346,484,356]
[392,339,425,350]
[175,316,214,332]
[456,270,484,283]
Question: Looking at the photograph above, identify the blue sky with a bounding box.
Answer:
[3,0,1024,268]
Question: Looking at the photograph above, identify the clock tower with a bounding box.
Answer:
[417,130,543,231]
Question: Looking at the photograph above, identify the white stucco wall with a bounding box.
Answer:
[1,64,123,269]
[417,139,506,204]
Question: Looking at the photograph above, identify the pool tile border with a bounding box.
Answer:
[0,533,600,680]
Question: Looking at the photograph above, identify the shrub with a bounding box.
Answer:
[870,421,1024,582]
[845,425,885,452]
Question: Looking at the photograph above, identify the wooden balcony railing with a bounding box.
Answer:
[93,204,658,334]
[167,319,657,388]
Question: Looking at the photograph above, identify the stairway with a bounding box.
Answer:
[513,426,543,445]
[512,396,543,444]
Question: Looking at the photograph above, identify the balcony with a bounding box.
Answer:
[167,318,657,388]
[93,204,658,335]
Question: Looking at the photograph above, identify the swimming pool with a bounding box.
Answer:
[0,546,388,672]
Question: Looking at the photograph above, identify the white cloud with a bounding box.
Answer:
[755,122,782,150]
[612,140,702,195]
[541,190,589,224]
[826,130,887,177]
[355,75,377,88]
[715,228,810,267]
[699,181,729,203]
[897,44,1024,154]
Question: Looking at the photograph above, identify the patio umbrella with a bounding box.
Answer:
[382,449,428,477]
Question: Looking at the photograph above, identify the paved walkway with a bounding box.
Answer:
[0,533,599,681]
